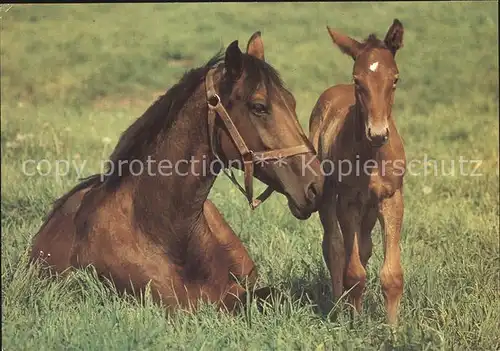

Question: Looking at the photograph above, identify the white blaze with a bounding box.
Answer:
[369,61,379,72]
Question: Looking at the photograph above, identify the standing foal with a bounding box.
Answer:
[309,19,406,324]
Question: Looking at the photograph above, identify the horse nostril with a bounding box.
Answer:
[307,182,318,202]
[368,128,372,138]
[383,128,389,142]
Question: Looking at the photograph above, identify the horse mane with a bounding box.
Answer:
[104,50,285,186]
[41,46,286,223]
[104,51,224,187]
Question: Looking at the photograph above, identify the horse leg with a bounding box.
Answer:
[203,200,258,288]
[378,189,404,325]
[203,200,281,311]
[319,184,345,303]
[337,195,365,314]
[72,236,186,309]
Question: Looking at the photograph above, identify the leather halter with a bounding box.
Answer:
[205,66,314,209]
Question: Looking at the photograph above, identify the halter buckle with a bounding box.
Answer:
[207,93,221,109]
[242,150,254,163]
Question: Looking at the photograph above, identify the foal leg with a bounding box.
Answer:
[359,205,377,268]
[319,184,345,303]
[378,189,404,325]
[337,195,365,314]
[345,205,378,312]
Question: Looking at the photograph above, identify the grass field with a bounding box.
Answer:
[1,3,499,350]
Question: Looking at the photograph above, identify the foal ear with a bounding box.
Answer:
[326,26,363,60]
[384,19,404,56]
[225,40,243,80]
[246,31,265,61]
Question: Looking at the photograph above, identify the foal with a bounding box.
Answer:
[30,32,324,312]
[309,20,406,324]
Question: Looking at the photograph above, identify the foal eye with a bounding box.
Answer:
[393,77,399,87]
[251,103,267,115]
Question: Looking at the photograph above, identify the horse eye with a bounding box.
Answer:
[252,103,267,115]
[393,78,399,87]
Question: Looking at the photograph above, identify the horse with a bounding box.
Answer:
[29,32,324,313]
[309,19,406,324]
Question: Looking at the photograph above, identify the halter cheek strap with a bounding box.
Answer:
[205,66,313,209]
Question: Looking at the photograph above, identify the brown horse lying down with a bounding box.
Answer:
[309,20,406,324]
[29,32,324,312]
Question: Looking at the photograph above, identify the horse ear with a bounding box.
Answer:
[225,40,243,80]
[326,26,363,60]
[384,19,404,56]
[246,31,265,61]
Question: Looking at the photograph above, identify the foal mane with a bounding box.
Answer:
[42,46,285,223]
[360,34,388,51]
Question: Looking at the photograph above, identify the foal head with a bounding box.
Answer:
[327,19,404,147]
[213,32,324,219]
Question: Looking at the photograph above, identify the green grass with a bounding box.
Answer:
[1,3,499,350]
